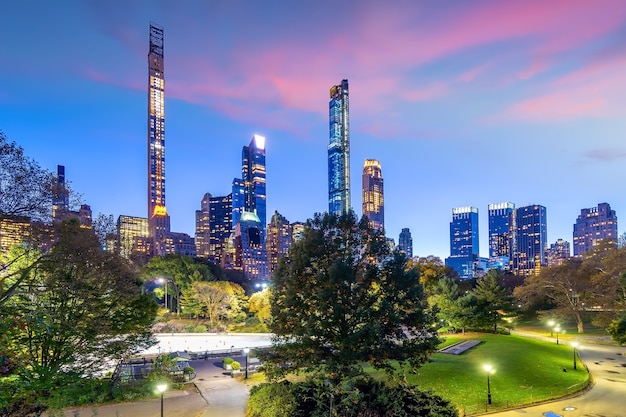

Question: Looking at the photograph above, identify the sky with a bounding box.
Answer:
[2,0,626,260]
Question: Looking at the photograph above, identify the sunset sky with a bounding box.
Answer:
[2,0,626,259]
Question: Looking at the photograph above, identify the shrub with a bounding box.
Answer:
[193,324,208,333]
[223,357,234,365]
[183,366,195,375]
[231,361,241,370]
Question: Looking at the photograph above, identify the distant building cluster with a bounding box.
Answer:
[443,202,618,279]
[1,23,618,287]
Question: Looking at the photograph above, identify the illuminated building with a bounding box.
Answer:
[52,165,69,223]
[195,193,232,263]
[513,204,547,276]
[546,239,571,266]
[573,202,618,256]
[266,210,292,273]
[362,159,384,231]
[164,232,196,257]
[0,214,31,253]
[445,207,479,279]
[234,211,269,280]
[488,202,515,269]
[398,228,413,258]
[232,135,266,235]
[147,22,170,255]
[328,79,351,215]
[117,215,149,259]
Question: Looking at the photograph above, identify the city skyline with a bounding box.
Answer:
[2,1,626,260]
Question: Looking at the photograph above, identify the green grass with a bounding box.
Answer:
[369,333,589,415]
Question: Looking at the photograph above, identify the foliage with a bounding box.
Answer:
[231,361,241,370]
[92,212,117,250]
[607,314,626,345]
[428,277,477,333]
[471,270,515,333]
[223,357,235,365]
[247,375,458,417]
[193,324,208,333]
[248,288,271,323]
[269,211,439,378]
[188,281,247,328]
[0,220,157,406]
[408,255,457,293]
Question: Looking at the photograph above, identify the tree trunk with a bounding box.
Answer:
[576,311,585,333]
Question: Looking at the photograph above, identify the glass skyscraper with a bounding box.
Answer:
[233,135,266,237]
[195,192,233,263]
[362,159,384,231]
[147,22,170,254]
[328,79,350,215]
[445,207,479,279]
[398,228,413,258]
[513,204,547,276]
[573,202,618,256]
[488,202,515,268]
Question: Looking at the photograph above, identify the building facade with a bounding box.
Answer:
[266,210,293,274]
[234,211,269,281]
[546,238,571,266]
[362,159,384,231]
[232,135,266,235]
[445,207,479,279]
[147,23,171,255]
[488,202,515,269]
[195,193,232,263]
[572,202,618,256]
[513,204,547,276]
[328,79,351,215]
[117,215,149,259]
[398,228,413,258]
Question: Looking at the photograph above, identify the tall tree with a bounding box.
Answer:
[188,281,246,328]
[0,219,157,387]
[249,288,271,324]
[408,255,457,293]
[269,211,439,377]
[472,270,514,333]
[92,212,116,250]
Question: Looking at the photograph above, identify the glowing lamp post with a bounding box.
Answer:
[483,364,495,405]
[572,342,579,370]
[244,347,250,379]
[548,320,555,337]
[554,326,561,345]
[156,383,167,417]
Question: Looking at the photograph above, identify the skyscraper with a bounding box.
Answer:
[488,202,515,267]
[398,228,413,258]
[117,215,149,260]
[52,165,69,222]
[147,22,170,254]
[546,239,571,266]
[195,192,232,263]
[513,204,547,276]
[362,159,384,231]
[573,202,618,256]
[445,207,479,279]
[233,135,266,235]
[328,79,350,215]
[266,210,293,273]
[234,211,269,281]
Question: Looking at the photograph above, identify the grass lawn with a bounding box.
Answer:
[369,333,589,415]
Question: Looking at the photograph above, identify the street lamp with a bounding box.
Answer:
[158,277,180,315]
[548,320,555,337]
[572,342,579,370]
[554,326,561,345]
[483,364,495,405]
[243,347,250,379]
[156,383,167,417]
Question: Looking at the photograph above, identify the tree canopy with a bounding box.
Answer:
[268,211,439,377]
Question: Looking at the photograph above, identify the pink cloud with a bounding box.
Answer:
[584,149,626,161]
[517,59,550,80]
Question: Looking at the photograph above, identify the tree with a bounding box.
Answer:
[92,212,116,250]
[269,211,439,378]
[248,288,271,324]
[471,270,515,333]
[408,255,457,293]
[188,281,246,328]
[0,220,157,402]
[428,277,478,334]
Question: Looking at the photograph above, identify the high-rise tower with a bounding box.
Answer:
[445,207,479,279]
[573,202,618,256]
[362,159,384,231]
[513,204,547,276]
[232,135,266,235]
[328,79,350,215]
[147,22,170,253]
[398,228,413,258]
[488,202,515,267]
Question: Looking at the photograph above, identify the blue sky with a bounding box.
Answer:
[2,0,626,260]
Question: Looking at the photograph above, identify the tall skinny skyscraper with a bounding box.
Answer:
[362,159,384,231]
[328,79,350,215]
[398,228,413,258]
[147,22,170,252]
[232,134,266,235]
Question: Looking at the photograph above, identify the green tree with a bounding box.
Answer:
[472,270,514,333]
[248,288,271,324]
[607,313,626,345]
[408,255,457,293]
[188,281,246,328]
[428,277,478,334]
[269,211,439,378]
[0,220,157,411]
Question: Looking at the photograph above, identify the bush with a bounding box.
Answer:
[231,361,241,370]
[246,376,458,417]
[223,357,234,365]
[183,366,195,375]
[193,324,208,333]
